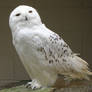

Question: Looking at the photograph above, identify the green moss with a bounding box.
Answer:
[0,85,53,92]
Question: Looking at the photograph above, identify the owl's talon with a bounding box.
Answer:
[25,82,31,88]
[25,79,42,90]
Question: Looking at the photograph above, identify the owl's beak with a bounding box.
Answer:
[25,16,28,21]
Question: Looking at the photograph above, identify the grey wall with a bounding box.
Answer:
[0,0,92,87]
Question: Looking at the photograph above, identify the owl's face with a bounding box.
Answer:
[9,5,41,31]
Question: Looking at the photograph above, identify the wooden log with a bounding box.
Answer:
[0,79,92,92]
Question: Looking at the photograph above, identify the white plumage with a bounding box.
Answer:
[9,5,92,89]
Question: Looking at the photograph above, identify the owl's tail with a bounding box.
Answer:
[67,55,92,80]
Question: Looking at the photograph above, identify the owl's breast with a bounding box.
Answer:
[13,28,48,62]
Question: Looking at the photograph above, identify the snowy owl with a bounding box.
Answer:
[9,5,92,89]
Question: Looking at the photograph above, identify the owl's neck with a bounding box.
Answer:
[11,20,43,38]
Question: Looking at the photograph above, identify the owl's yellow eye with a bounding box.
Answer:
[29,10,32,13]
[15,13,21,16]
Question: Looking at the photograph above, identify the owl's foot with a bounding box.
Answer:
[25,79,42,90]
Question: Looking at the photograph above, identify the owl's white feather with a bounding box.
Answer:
[9,5,92,89]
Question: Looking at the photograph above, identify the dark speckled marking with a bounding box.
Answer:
[50,39,52,41]
[49,49,52,56]
[60,54,63,57]
[55,59,59,62]
[37,47,48,60]
[37,47,44,52]
[62,58,66,62]
[52,41,54,44]
[59,37,62,40]
[43,48,48,60]
[55,41,57,44]
[58,48,60,51]
[63,44,69,48]
[61,43,62,46]
[49,60,53,64]
[64,49,67,53]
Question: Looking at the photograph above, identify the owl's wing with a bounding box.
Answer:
[43,32,73,73]
[39,29,91,80]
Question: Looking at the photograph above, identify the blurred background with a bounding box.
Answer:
[0,0,92,88]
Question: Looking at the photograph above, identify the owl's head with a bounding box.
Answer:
[9,5,42,31]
